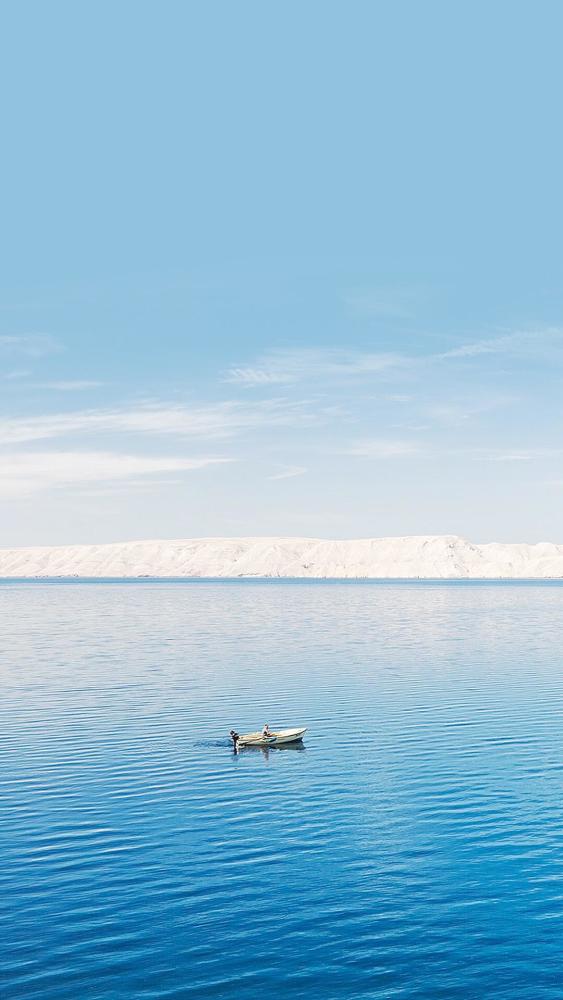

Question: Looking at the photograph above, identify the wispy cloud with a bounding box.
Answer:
[69,479,185,498]
[37,380,105,391]
[345,287,417,320]
[224,348,407,386]
[348,441,559,463]
[226,329,563,394]
[224,366,292,386]
[267,465,307,481]
[348,439,422,458]
[1,369,31,381]
[426,394,516,426]
[0,399,316,446]
[472,447,563,462]
[0,451,231,497]
[0,334,61,358]
[439,328,563,360]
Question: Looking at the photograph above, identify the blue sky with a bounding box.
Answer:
[1,0,563,545]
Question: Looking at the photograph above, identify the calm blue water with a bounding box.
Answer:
[2,580,563,999]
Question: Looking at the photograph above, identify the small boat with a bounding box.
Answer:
[236,727,306,748]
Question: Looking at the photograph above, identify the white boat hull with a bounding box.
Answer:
[237,727,307,747]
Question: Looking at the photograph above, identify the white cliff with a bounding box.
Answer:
[1,534,563,578]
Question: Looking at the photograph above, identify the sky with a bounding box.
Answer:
[1,0,563,546]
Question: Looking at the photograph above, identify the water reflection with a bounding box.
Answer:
[234,740,306,761]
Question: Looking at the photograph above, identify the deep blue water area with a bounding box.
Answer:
[2,580,563,999]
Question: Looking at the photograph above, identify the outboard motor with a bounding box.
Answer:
[230,729,240,751]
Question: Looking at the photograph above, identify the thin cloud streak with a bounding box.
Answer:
[1,370,31,381]
[345,287,416,319]
[37,380,105,391]
[0,399,317,446]
[348,439,422,458]
[0,452,231,497]
[473,447,563,462]
[438,328,563,360]
[226,328,563,392]
[0,334,61,358]
[224,348,407,386]
[426,394,516,426]
[348,443,563,463]
[268,465,307,481]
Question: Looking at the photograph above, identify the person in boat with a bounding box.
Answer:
[262,724,273,737]
[229,729,239,750]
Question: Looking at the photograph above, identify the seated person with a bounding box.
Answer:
[262,723,273,737]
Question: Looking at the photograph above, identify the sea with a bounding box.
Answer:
[2,579,563,999]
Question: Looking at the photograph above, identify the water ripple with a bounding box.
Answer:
[2,580,563,998]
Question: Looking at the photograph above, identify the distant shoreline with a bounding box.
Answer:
[2,535,563,579]
[2,577,563,584]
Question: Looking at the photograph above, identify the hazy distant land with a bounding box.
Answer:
[2,535,563,578]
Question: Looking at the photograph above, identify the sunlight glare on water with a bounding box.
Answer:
[2,580,563,999]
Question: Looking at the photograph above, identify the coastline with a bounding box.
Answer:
[2,534,563,579]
